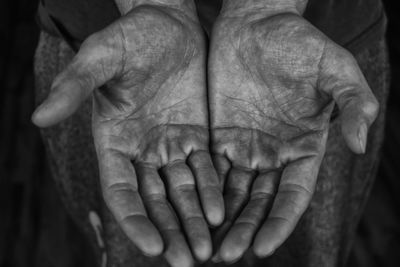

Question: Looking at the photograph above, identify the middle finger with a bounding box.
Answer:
[162,161,211,262]
[136,163,193,267]
[219,171,280,263]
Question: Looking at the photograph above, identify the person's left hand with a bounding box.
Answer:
[32,3,223,266]
[208,6,379,263]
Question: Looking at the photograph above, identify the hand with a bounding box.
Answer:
[32,3,224,266]
[208,7,379,263]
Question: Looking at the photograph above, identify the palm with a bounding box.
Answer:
[209,13,377,262]
[210,14,334,166]
[92,7,208,168]
[91,7,222,264]
[33,6,223,266]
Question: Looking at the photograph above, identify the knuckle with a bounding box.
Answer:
[363,97,380,120]
[279,182,313,197]
[142,192,166,203]
[188,150,210,167]
[164,159,186,169]
[174,183,196,193]
[251,192,275,200]
[234,220,258,230]
[106,182,136,192]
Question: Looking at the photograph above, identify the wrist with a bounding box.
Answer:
[115,0,197,16]
[220,0,308,18]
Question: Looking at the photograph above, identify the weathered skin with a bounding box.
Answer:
[208,10,379,263]
[32,4,224,267]
[32,1,382,266]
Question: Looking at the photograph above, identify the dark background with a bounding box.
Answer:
[0,0,399,266]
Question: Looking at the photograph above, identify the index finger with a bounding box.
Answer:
[188,150,224,226]
[162,161,212,261]
[97,149,163,256]
[253,156,322,257]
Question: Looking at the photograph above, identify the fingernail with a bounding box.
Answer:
[358,123,368,153]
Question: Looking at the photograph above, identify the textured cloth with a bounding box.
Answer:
[34,19,389,267]
[37,0,386,55]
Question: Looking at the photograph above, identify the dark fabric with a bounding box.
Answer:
[0,1,96,266]
[304,0,385,51]
[39,0,119,42]
[38,0,385,54]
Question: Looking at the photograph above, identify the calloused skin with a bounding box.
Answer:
[209,10,379,263]
[32,4,224,267]
[32,1,380,266]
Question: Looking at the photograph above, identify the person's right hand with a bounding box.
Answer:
[32,3,224,266]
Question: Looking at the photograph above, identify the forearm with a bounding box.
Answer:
[115,0,197,15]
[220,0,308,16]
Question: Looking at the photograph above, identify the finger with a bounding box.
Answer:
[211,168,255,262]
[97,150,163,256]
[162,161,212,262]
[319,44,379,154]
[136,164,193,267]
[337,85,378,154]
[253,156,321,257]
[188,150,224,226]
[219,171,280,263]
[32,31,121,127]
[224,168,256,221]
[212,154,231,188]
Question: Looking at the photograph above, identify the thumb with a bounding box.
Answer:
[319,43,379,154]
[32,31,122,127]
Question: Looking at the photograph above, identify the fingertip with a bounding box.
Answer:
[206,200,225,227]
[253,245,275,258]
[31,99,62,128]
[163,231,195,267]
[341,120,368,154]
[166,249,194,267]
[31,90,76,128]
[193,238,212,262]
[252,239,275,258]
[202,187,224,227]
[135,227,164,257]
[122,218,164,257]
[220,243,242,264]
[219,226,251,263]
[139,233,164,257]
[339,94,378,154]
[253,228,272,258]
[362,98,380,121]
[31,106,47,128]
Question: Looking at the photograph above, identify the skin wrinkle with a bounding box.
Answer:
[34,4,219,263]
[106,182,137,193]
[130,124,207,164]
[115,22,129,76]
[252,48,311,130]
[109,24,193,117]
[137,47,193,117]
[234,30,315,135]
[90,13,206,163]
[31,0,382,264]
[205,0,379,259]
[220,0,305,18]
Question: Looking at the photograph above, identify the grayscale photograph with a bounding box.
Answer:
[0,0,399,266]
